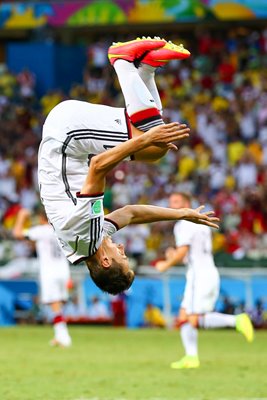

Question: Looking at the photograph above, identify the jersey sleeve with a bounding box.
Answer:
[103,218,119,237]
[174,221,195,247]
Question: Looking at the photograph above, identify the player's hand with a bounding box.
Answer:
[155,260,170,272]
[182,206,220,229]
[146,122,190,150]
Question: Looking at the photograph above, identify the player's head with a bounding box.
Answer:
[169,192,192,209]
[33,204,48,224]
[86,236,134,295]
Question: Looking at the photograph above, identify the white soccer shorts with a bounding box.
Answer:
[40,275,69,305]
[181,268,220,314]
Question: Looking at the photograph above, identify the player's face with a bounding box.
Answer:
[169,194,186,209]
[104,237,129,268]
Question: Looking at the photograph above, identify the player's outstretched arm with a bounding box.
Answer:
[105,204,219,230]
[12,208,31,240]
[80,122,190,195]
[155,246,188,272]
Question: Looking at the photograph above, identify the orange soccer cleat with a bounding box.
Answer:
[108,36,166,66]
[140,40,191,67]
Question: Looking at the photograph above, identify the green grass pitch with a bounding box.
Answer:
[0,326,266,400]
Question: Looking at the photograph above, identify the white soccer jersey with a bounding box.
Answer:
[26,224,69,278]
[26,224,70,304]
[38,100,130,264]
[173,220,216,272]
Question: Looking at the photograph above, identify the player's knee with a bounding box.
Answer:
[176,317,188,328]
[188,315,199,328]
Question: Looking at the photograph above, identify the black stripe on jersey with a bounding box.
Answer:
[94,217,101,254]
[91,218,97,256]
[137,121,163,132]
[134,114,163,127]
[61,132,127,205]
[74,136,128,143]
[72,131,128,139]
[139,119,164,129]
[92,218,99,255]
[66,128,128,136]
[61,120,130,204]
[88,217,101,257]
[62,136,77,205]
[71,219,102,264]
[88,217,95,257]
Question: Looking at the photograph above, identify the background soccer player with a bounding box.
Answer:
[38,37,219,296]
[156,192,254,369]
[13,207,72,347]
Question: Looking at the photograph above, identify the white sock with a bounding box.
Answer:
[180,322,198,357]
[138,63,163,115]
[113,60,158,117]
[54,321,71,345]
[199,312,236,329]
[54,321,67,337]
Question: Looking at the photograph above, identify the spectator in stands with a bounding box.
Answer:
[110,293,127,327]
[124,225,150,269]
[220,295,236,315]
[251,299,265,328]
[17,68,36,101]
[143,303,166,328]
[87,296,111,319]
[64,295,87,320]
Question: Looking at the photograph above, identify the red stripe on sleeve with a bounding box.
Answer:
[76,192,104,198]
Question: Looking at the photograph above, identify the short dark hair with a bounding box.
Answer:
[87,260,135,295]
[33,204,48,220]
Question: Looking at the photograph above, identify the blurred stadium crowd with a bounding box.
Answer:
[1,27,267,268]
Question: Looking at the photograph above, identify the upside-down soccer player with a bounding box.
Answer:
[38,37,220,295]
[156,192,254,369]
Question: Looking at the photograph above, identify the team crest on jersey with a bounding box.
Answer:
[92,199,102,215]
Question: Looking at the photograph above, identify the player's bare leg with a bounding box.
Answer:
[49,301,72,348]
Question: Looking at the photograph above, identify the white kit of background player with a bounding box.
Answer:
[13,208,71,347]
